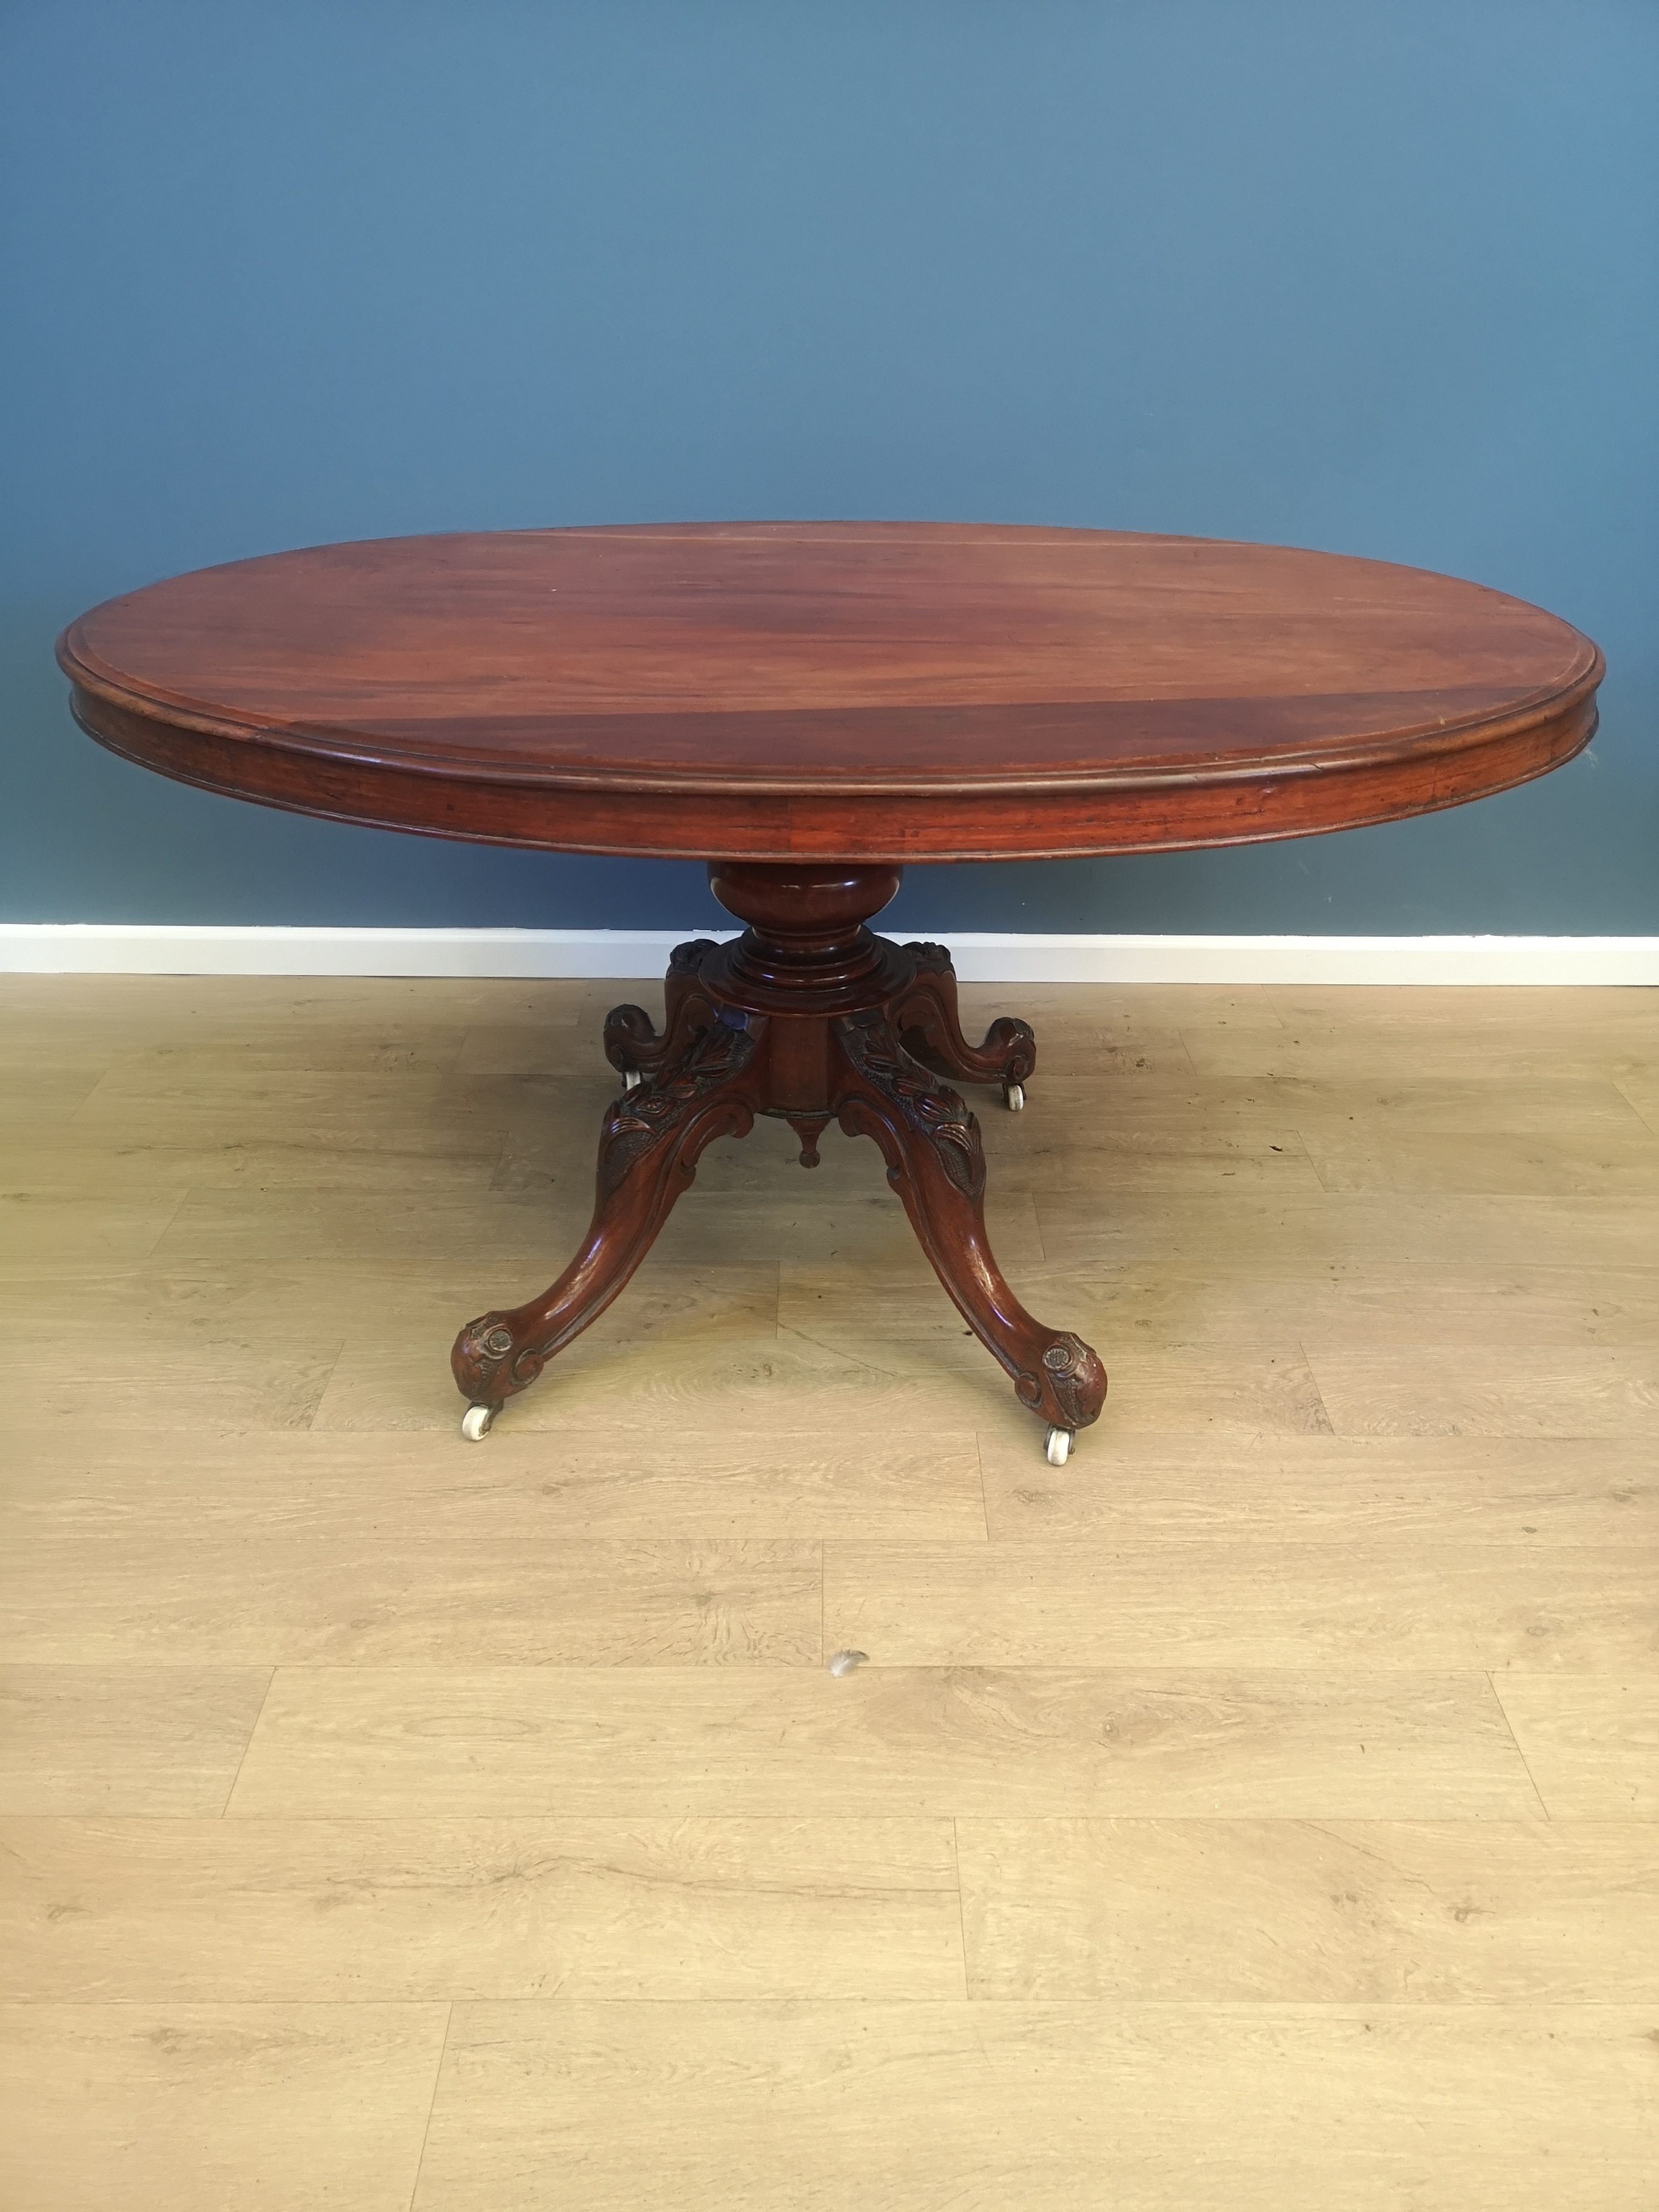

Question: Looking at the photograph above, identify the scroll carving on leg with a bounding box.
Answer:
[891,940,1037,1105]
[831,1010,1105,1439]
[452,1015,760,1433]
[603,936,722,1084]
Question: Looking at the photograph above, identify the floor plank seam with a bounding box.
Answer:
[950,1817,973,2002]
[406,2000,454,2212]
[1485,1671,1553,1820]
[137,1179,195,1259]
[1296,1339,1339,1436]
[774,1316,893,1378]
[972,1432,993,1543]
[1612,1079,1658,1139]
[217,1667,277,1818]
[1295,1125,1335,1195]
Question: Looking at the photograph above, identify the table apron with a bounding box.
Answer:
[70,687,1598,862]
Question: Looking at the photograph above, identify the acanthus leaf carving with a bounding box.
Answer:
[598,1017,757,1198]
[836,1013,986,1199]
[902,940,955,977]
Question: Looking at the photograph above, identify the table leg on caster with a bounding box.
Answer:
[452,1017,761,1437]
[890,941,1037,1112]
[833,1010,1106,1447]
[602,936,723,1086]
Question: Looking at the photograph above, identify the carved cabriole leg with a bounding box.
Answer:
[603,936,722,1082]
[453,1016,760,1419]
[831,1010,1106,1436]
[890,940,1037,1098]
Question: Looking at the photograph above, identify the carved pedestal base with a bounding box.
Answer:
[453,862,1106,1453]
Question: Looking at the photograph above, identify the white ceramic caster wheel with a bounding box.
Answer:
[461,1404,496,1441]
[1045,1425,1072,1466]
[623,1069,643,1091]
[1005,1082,1025,1111]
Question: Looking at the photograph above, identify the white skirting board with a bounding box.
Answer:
[1,923,1657,984]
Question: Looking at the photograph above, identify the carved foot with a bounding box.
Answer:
[891,942,1037,1103]
[452,1016,762,1430]
[453,1312,538,1407]
[832,1011,1105,1442]
[603,937,722,1080]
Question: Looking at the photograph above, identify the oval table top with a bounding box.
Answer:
[59,522,1601,862]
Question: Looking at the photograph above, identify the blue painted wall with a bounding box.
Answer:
[3,1,1654,936]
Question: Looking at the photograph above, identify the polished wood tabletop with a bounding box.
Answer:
[59,523,1601,861]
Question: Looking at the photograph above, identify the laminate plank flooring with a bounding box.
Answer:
[953,1817,1659,2001]
[2,2003,447,2212]
[2,1536,823,1666]
[2,1817,965,2001]
[221,1662,1543,1820]
[822,1537,1657,1669]
[0,1666,273,1815]
[974,1433,1655,1542]
[411,2001,1657,2212]
[1033,1189,1659,1272]
[2,974,1655,2211]
[6,1420,990,1540]
[1307,1341,1659,1436]
[1492,1675,1659,1815]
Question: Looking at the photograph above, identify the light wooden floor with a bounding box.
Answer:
[2,973,1657,2210]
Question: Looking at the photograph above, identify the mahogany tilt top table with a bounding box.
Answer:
[60,524,1603,1461]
